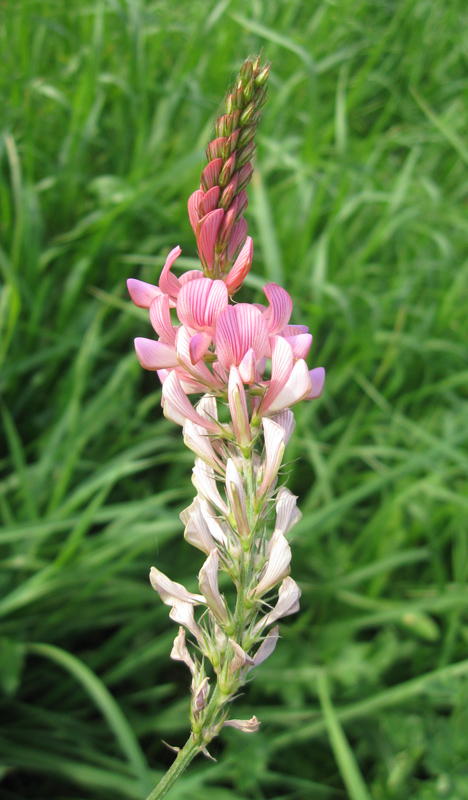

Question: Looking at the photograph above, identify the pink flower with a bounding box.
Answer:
[161,371,220,431]
[224,237,253,294]
[127,246,202,309]
[215,304,269,384]
[177,277,228,363]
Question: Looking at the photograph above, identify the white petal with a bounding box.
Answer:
[253,532,291,597]
[228,639,255,675]
[254,577,301,634]
[192,459,229,517]
[183,420,225,474]
[250,626,280,668]
[225,459,249,538]
[149,566,205,605]
[198,549,229,624]
[169,599,204,641]
[171,627,195,675]
[224,715,260,733]
[273,487,302,537]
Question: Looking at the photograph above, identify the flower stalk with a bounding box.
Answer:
[127,54,325,798]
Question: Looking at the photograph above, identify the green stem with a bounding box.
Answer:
[145,735,201,800]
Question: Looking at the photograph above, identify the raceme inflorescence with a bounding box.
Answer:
[127,54,325,799]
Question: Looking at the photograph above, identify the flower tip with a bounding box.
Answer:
[307,367,325,399]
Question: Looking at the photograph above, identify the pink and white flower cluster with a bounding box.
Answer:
[127,240,324,435]
[128,235,324,738]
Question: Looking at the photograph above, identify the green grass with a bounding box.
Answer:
[1,0,468,798]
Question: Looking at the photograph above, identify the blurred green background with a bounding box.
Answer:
[1,1,468,798]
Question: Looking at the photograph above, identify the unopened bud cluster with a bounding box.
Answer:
[126,55,325,759]
[188,53,270,282]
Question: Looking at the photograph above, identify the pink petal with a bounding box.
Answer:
[179,269,203,286]
[200,157,223,191]
[306,367,325,399]
[262,284,293,335]
[127,278,162,309]
[197,208,224,270]
[227,218,247,261]
[206,137,226,161]
[159,246,182,299]
[238,348,256,384]
[224,236,253,294]
[188,190,204,233]
[161,371,219,431]
[177,277,228,331]
[282,324,309,336]
[149,294,177,345]
[199,186,221,217]
[176,326,221,389]
[285,333,313,360]
[215,304,269,370]
[134,337,179,370]
[189,331,212,363]
[265,359,312,414]
[228,366,251,446]
[258,336,294,415]
[272,410,296,445]
[177,278,212,329]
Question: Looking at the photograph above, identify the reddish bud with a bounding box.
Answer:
[219,153,236,188]
[219,173,238,210]
[206,137,226,161]
[223,129,240,159]
[237,163,253,193]
[201,158,223,191]
[218,205,237,249]
[235,190,248,222]
[236,140,256,169]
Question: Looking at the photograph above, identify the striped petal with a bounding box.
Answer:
[161,371,219,431]
[224,236,253,294]
[197,209,224,270]
[176,326,221,389]
[149,294,177,345]
[188,190,204,233]
[159,246,183,299]
[127,278,162,309]
[134,337,179,370]
[177,277,228,331]
[258,336,294,415]
[215,304,269,371]
[262,284,293,335]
